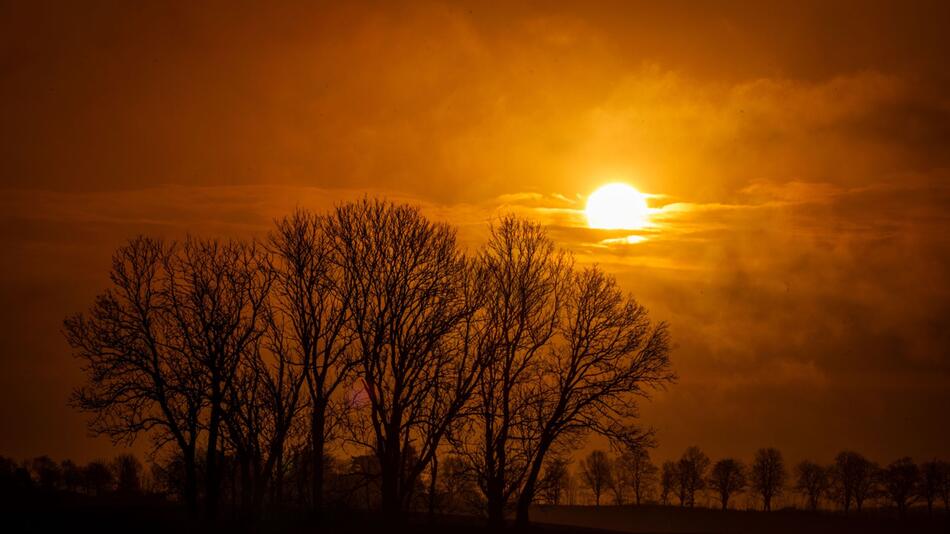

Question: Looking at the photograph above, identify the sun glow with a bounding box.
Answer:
[585,183,651,230]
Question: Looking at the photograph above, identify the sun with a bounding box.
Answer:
[585,183,651,230]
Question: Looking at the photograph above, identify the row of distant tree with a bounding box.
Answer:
[6,446,947,522]
[0,454,145,496]
[64,200,674,526]
[536,447,950,520]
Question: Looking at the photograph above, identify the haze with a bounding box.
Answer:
[1,0,948,469]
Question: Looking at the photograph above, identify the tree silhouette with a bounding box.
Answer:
[883,457,918,519]
[539,456,572,505]
[709,458,747,510]
[323,199,483,520]
[660,460,677,505]
[64,202,676,526]
[830,450,876,512]
[30,456,61,491]
[580,450,613,506]
[112,454,142,494]
[512,267,673,525]
[919,459,945,517]
[268,209,356,516]
[163,237,273,518]
[460,216,568,526]
[676,446,709,507]
[619,446,658,506]
[60,459,83,492]
[751,447,786,511]
[83,460,113,496]
[795,460,829,511]
[937,460,950,513]
[66,237,203,515]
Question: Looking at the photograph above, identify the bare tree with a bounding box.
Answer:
[162,237,273,518]
[660,461,677,505]
[609,459,630,505]
[513,267,674,525]
[459,215,568,526]
[709,458,747,510]
[83,460,114,495]
[795,460,829,510]
[539,456,572,505]
[580,450,613,506]
[66,237,203,516]
[751,447,786,511]
[323,199,483,520]
[882,457,918,519]
[112,454,142,494]
[29,456,61,491]
[937,460,950,513]
[919,459,945,517]
[675,446,709,507]
[222,322,308,517]
[830,450,876,512]
[267,209,356,516]
[60,460,83,492]
[621,446,658,505]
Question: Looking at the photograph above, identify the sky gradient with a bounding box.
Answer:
[1,0,948,467]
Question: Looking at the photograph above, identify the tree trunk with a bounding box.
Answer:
[183,448,199,519]
[310,406,326,520]
[380,421,403,523]
[205,395,222,520]
[515,476,537,526]
[486,483,506,529]
[515,440,550,527]
[240,458,254,519]
[427,454,438,523]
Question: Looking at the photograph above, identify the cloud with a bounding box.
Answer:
[1,1,949,465]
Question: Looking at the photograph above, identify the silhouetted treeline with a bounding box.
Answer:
[64,200,674,525]
[8,444,945,526]
[536,446,949,521]
[0,453,146,497]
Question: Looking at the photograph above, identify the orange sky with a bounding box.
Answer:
[1,0,948,468]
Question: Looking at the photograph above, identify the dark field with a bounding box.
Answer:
[530,504,949,534]
[4,492,948,534]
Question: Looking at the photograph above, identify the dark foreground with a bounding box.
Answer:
[532,503,949,534]
[3,493,948,534]
[0,492,605,534]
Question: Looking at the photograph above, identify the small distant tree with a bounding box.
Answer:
[621,447,658,505]
[540,457,572,505]
[708,458,747,510]
[919,460,945,517]
[882,457,918,519]
[937,460,950,513]
[30,456,62,491]
[83,461,113,495]
[60,460,83,492]
[830,451,876,512]
[0,456,32,493]
[660,461,677,505]
[676,446,709,507]
[112,454,142,494]
[751,448,786,511]
[795,461,829,510]
[580,450,613,506]
[439,455,480,514]
[609,456,630,505]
